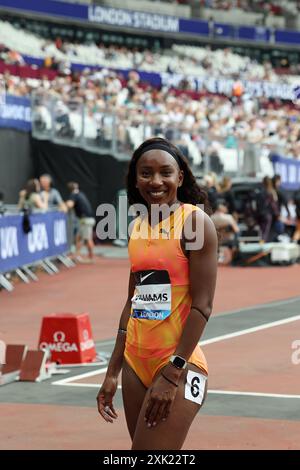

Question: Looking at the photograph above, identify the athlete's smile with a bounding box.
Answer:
[147,190,167,200]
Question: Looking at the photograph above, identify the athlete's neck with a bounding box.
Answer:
[147,200,182,226]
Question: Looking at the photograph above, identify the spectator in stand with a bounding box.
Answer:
[18,179,48,211]
[6,49,25,66]
[39,174,67,212]
[65,182,95,262]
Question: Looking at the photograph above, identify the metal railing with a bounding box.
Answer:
[31,91,285,177]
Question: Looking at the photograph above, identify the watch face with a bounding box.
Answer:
[173,356,186,368]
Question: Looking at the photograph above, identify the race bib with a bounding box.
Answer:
[185,370,207,405]
[131,270,171,320]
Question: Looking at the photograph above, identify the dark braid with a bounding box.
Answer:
[126,137,211,215]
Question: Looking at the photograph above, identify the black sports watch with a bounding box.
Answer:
[169,355,187,369]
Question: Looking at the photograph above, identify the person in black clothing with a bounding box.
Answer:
[292,190,300,243]
[203,175,218,213]
[0,191,6,215]
[219,176,237,218]
[272,174,290,218]
[257,176,281,242]
[66,182,95,261]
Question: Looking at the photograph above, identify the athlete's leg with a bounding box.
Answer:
[75,233,82,258]
[293,220,300,242]
[85,239,95,259]
[121,359,148,441]
[131,364,208,450]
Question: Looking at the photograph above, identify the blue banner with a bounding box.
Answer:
[0,0,87,21]
[0,0,180,33]
[179,18,209,36]
[160,73,294,100]
[238,26,269,42]
[271,155,300,191]
[0,0,299,47]
[0,211,68,273]
[0,94,31,132]
[275,29,300,45]
[88,5,179,33]
[214,23,233,39]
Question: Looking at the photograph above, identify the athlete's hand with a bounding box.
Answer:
[144,375,178,427]
[97,376,118,423]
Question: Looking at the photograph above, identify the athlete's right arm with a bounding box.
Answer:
[96,271,135,423]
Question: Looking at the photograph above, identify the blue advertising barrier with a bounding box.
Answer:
[0,0,300,47]
[238,26,270,42]
[271,154,300,191]
[179,17,209,36]
[213,23,234,39]
[0,211,69,274]
[275,29,300,45]
[0,0,87,21]
[0,94,31,132]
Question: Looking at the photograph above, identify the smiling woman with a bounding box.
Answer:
[97,137,218,450]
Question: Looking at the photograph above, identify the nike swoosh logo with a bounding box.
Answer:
[140,271,155,283]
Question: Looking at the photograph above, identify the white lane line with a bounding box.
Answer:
[200,314,300,346]
[214,295,300,318]
[52,367,108,385]
[208,390,300,399]
[95,340,115,347]
[52,380,300,399]
[52,315,300,388]
[53,382,122,389]
[56,361,107,368]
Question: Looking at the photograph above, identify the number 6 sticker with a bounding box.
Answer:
[185,370,207,405]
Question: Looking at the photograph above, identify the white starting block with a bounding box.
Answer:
[270,243,300,264]
[0,340,5,366]
[237,241,300,266]
[0,344,28,385]
[19,349,52,382]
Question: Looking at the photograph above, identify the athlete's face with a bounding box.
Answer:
[136,150,184,206]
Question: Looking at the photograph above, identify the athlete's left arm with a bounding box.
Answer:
[163,210,218,383]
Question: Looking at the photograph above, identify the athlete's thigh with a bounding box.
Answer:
[121,359,147,441]
[132,364,208,450]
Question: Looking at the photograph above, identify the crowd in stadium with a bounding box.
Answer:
[1,61,300,165]
[200,0,299,15]
[1,20,300,81]
[166,0,298,13]
[0,19,300,163]
[0,13,300,238]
